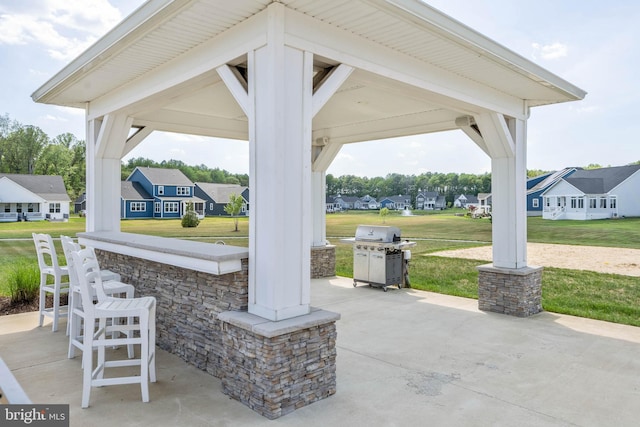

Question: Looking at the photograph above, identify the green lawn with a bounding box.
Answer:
[2,213,640,326]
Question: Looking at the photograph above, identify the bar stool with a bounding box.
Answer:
[60,235,135,359]
[32,233,70,332]
[71,247,156,408]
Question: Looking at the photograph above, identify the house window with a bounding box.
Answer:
[209,203,214,210]
[131,202,146,212]
[177,186,190,196]
[4,204,10,213]
[532,199,539,208]
[599,197,607,209]
[27,203,34,213]
[49,203,61,213]
[545,198,550,208]
[164,202,179,213]
[610,197,617,209]
[154,202,160,213]
[589,198,596,209]
[570,197,577,209]
[578,198,584,209]
[157,185,164,195]
[16,203,22,213]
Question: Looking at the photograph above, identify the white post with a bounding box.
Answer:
[247,3,312,321]
[85,113,130,232]
[311,170,327,247]
[488,117,527,269]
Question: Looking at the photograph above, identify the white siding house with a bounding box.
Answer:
[0,174,71,222]
[541,165,640,220]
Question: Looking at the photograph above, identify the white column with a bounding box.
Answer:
[247,3,312,321]
[85,113,131,232]
[487,117,527,269]
[472,112,527,269]
[311,170,327,247]
[311,140,344,248]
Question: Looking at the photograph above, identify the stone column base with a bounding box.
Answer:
[477,264,543,317]
[311,245,336,278]
[218,308,340,419]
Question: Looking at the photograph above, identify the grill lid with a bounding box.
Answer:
[354,225,401,243]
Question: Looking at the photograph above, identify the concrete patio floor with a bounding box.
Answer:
[2,276,640,426]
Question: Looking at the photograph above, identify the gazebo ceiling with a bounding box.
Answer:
[32,0,586,145]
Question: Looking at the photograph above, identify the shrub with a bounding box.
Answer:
[8,261,40,304]
[181,201,200,228]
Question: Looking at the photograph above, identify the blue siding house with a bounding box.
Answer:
[526,168,577,216]
[379,195,412,210]
[194,182,249,216]
[122,167,204,219]
[120,181,154,219]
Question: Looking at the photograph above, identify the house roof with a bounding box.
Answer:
[131,167,193,187]
[32,0,586,146]
[527,167,578,194]
[74,193,86,204]
[121,181,153,200]
[195,182,247,203]
[380,195,411,203]
[335,196,359,203]
[455,194,478,203]
[563,165,640,194]
[417,191,439,198]
[0,174,70,201]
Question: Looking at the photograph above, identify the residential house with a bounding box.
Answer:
[453,194,479,209]
[415,191,446,210]
[0,174,71,222]
[379,195,412,210]
[123,167,204,219]
[74,193,86,214]
[477,193,492,215]
[541,164,640,220]
[120,181,154,219]
[526,168,577,216]
[194,182,249,216]
[333,195,359,211]
[326,195,340,213]
[355,195,378,210]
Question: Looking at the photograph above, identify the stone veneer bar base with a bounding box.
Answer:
[477,264,543,317]
[218,309,340,419]
[95,249,249,378]
[310,245,336,278]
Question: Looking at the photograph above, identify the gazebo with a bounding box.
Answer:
[32,0,585,418]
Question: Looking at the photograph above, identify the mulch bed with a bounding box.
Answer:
[0,295,68,316]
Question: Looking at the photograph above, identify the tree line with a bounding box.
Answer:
[326,172,493,205]
[0,114,247,201]
[3,113,638,204]
[121,157,248,187]
[0,114,86,201]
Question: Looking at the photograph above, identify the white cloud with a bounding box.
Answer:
[55,105,85,116]
[43,114,69,122]
[574,105,600,114]
[0,0,124,60]
[532,42,568,60]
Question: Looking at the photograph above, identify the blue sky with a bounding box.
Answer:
[1,1,639,177]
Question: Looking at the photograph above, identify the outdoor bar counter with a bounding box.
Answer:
[77,231,248,276]
[77,231,339,419]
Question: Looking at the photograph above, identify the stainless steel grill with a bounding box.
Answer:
[341,225,416,292]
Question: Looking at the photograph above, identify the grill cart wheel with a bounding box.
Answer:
[353,280,357,287]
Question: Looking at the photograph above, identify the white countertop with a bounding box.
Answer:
[78,231,248,275]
